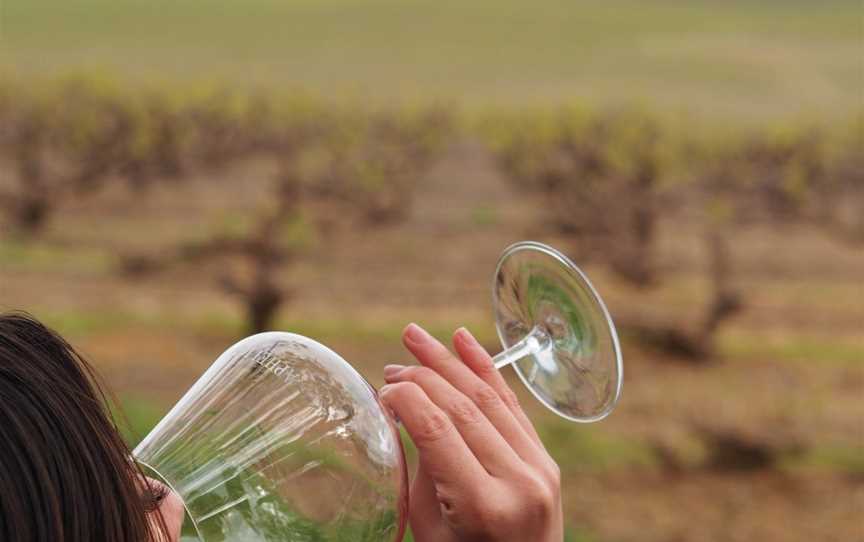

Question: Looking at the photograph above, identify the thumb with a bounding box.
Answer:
[408,460,448,541]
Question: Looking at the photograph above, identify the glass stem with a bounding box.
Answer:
[492,326,555,372]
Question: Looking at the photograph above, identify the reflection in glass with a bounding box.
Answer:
[491,241,623,422]
[134,333,407,542]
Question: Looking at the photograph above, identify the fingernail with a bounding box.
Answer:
[404,323,431,345]
[456,327,480,347]
[378,384,393,397]
[383,364,406,378]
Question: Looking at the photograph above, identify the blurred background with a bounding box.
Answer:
[1,1,862,540]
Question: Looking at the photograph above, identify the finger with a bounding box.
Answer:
[378,382,488,490]
[402,323,458,370]
[453,327,543,446]
[402,323,544,462]
[384,365,522,474]
[408,460,446,538]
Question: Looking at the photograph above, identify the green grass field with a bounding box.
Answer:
[3,0,861,118]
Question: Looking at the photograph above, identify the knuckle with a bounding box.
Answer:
[520,473,557,521]
[416,409,452,443]
[544,460,562,487]
[382,381,415,402]
[432,350,455,366]
[422,344,454,366]
[472,385,503,409]
[473,359,498,379]
[473,500,510,535]
[448,399,483,425]
[402,366,434,382]
[499,387,521,410]
[395,380,422,397]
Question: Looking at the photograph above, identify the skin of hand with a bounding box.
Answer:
[380,323,564,542]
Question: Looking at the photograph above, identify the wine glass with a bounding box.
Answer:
[134,332,408,542]
[489,241,623,422]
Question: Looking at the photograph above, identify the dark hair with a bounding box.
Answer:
[0,312,167,541]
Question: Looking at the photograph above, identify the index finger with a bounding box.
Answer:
[402,323,546,463]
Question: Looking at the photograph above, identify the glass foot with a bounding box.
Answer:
[492,241,623,422]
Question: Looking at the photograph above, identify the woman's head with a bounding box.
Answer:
[0,312,183,541]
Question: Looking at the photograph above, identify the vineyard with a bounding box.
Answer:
[1,74,862,542]
[1,76,861,339]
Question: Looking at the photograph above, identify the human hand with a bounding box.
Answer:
[380,323,563,542]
